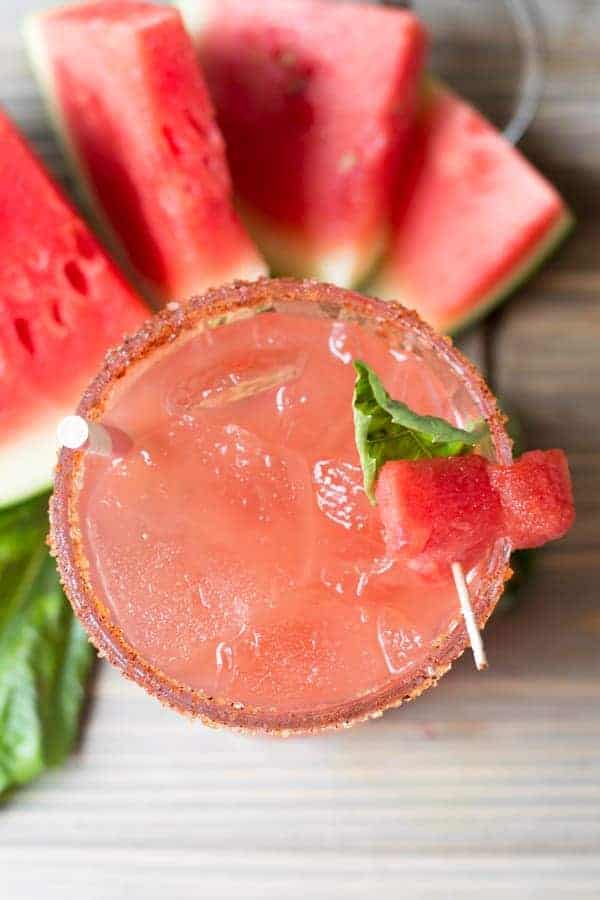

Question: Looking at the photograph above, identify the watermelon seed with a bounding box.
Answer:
[277,50,297,68]
[14,318,34,355]
[64,260,89,296]
[162,126,182,157]
[51,302,65,327]
[185,110,206,138]
[74,228,97,260]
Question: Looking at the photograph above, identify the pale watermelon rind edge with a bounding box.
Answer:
[177,0,218,39]
[238,199,389,290]
[0,476,52,513]
[0,417,61,510]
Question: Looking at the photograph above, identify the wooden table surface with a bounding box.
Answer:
[1,2,599,898]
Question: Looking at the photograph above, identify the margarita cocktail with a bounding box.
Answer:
[51,279,512,732]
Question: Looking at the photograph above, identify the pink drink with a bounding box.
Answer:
[74,297,508,720]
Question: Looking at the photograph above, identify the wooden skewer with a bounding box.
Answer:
[57,415,126,457]
[451,561,488,671]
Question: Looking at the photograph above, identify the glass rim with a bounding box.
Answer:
[502,0,546,145]
[386,0,546,145]
[50,278,513,734]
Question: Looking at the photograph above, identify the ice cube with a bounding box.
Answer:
[313,459,367,531]
[377,607,423,676]
[165,349,306,417]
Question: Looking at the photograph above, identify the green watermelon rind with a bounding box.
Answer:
[370,207,574,336]
[24,11,268,309]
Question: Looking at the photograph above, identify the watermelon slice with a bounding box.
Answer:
[370,83,574,333]
[26,1,267,306]
[179,0,427,287]
[0,108,148,508]
[488,450,574,550]
[377,450,574,574]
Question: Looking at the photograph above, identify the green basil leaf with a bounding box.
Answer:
[0,493,94,797]
[353,360,489,502]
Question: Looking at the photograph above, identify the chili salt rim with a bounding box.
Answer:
[50,278,513,735]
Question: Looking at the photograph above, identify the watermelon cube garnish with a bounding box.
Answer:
[26,1,267,306]
[377,451,574,573]
[376,455,503,575]
[179,0,427,287]
[488,449,575,550]
[354,361,574,576]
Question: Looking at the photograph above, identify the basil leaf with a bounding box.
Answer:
[353,360,488,502]
[0,493,93,797]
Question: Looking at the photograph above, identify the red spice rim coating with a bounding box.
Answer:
[50,278,513,735]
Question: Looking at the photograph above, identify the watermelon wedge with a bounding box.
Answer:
[370,83,573,333]
[26,1,267,306]
[179,0,426,287]
[0,108,148,508]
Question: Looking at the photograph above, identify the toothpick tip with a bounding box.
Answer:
[451,561,488,672]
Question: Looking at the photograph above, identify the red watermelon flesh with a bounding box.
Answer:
[179,0,427,287]
[27,1,267,306]
[488,450,574,550]
[376,450,575,574]
[370,83,573,333]
[376,455,503,575]
[0,107,148,508]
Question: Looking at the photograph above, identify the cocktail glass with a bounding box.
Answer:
[51,280,512,734]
